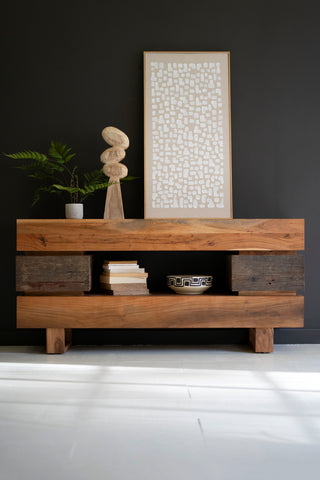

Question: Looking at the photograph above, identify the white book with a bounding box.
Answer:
[104,261,138,267]
[101,272,148,279]
[105,260,138,263]
[103,265,144,273]
[100,275,147,284]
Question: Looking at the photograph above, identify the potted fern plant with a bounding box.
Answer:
[4,141,134,218]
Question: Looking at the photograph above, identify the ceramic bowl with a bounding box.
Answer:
[166,275,213,295]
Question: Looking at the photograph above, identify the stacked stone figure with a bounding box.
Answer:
[101,126,129,219]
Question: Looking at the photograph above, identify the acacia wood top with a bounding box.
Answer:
[16,218,305,252]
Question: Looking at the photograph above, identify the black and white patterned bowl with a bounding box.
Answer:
[166,275,213,295]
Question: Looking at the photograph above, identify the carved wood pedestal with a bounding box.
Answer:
[16,219,305,354]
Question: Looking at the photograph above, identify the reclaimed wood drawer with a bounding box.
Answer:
[16,255,92,293]
[229,254,304,292]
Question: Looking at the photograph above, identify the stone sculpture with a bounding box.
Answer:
[101,126,129,219]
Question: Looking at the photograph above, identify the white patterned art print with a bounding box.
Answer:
[144,51,232,219]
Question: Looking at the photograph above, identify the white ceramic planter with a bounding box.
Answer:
[65,203,83,219]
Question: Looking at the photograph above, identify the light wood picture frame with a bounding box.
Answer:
[144,51,232,219]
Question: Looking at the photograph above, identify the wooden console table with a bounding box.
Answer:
[16,219,305,354]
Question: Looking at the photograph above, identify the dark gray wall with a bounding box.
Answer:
[1,0,319,345]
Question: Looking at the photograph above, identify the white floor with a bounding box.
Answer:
[0,345,320,480]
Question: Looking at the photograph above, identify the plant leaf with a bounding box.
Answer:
[49,141,76,163]
[121,176,139,181]
[4,150,48,162]
[52,184,81,194]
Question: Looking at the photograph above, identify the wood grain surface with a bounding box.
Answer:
[46,328,71,354]
[16,255,92,292]
[249,328,274,353]
[238,291,296,296]
[16,219,305,251]
[100,283,150,295]
[230,254,304,292]
[17,294,304,329]
[238,251,297,255]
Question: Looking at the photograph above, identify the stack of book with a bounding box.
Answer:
[100,260,149,295]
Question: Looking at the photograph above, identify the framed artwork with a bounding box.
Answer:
[144,51,232,219]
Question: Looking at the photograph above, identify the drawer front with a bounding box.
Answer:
[229,254,304,292]
[16,255,92,292]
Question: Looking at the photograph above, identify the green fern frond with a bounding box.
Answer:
[94,181,113,190]
[52,184,81,194]
[83,181,112,194]
[83,169,105,186]
[28,173,46,179]
[121,176,140,181]
[15,161,49,170]
[5,145,65,173]
[49,141,75,163]
[65,153,76,162]
[4,150,48,162]
[79,180,113,201]
[15,161,63,179]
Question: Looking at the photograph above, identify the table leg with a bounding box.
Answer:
[249,328,274,353]
[46,328,72,354]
